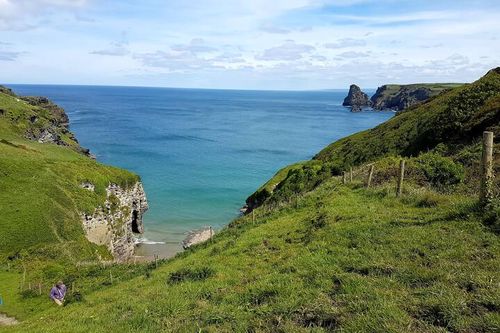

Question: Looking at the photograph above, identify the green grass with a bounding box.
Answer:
[3,180,499,332]
[317,69,499,165]
[0,89,140,267]
[373,83,463,98]
[1,71,499,332]
[246,68,499,210]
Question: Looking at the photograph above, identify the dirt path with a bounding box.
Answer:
[0,313,18,326]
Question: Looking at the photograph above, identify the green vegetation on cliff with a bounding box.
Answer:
[248,68,499,209]
[1,69,499,332]
[0,89,139,263]
[370,83,464,111]
[5,179,500,332]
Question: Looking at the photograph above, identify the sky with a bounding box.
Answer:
[0,0,499,90]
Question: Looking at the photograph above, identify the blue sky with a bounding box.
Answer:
[0,0,498,89]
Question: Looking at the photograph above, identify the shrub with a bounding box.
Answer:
[20,288,39,299]
[64,291,84,305]
[483,199,500,233]
[413,152,464,187]
[167,266,215,284]
[414,192,446,208]
[267,162,335,206]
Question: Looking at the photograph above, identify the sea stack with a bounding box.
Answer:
[342,84,372,112]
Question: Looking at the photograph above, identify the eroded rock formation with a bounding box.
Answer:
[370,85,432,111]
[81,182,148,261]
[342,84,372,112]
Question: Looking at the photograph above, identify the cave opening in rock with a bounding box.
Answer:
[131,210,140,233]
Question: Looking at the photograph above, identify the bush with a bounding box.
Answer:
[411,192,447,208]
[413,152,464,187]
[483,199,500,233]
[64,291,84,305]
[267,162,336,206]
[168,267,215,284]
[20,288,39,299]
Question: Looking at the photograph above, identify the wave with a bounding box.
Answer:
[134,237,166,245]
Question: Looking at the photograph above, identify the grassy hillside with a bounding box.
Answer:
[371,83,462,99]
[0,89,139,263]
[369,83,464,111]
[247,68,500,209]
[1,69,499,332]
[318,70,499,164]
[4,180,499,332]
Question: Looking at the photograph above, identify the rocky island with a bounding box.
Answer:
[342,84,372,112]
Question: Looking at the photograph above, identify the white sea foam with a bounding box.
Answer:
[134,237,166,245]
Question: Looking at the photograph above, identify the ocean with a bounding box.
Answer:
[8,85,393,257]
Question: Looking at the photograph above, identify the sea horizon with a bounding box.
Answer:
[5,83,369,93]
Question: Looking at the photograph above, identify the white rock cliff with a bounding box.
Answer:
[81,182,148,261]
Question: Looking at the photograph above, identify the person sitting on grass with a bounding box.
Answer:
[49,280,67,306]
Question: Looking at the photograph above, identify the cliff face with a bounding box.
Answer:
[342,84,372,111]
[81,182,148,261]
[342,83,463,112]
[0,86,91,156]
[370,85,432,111]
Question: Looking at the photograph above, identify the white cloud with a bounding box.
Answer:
[259,24,291,34]
[256,40,315,61]
[331,10,462,25]
[337,51,370,58]
[90,42,129,56]
[0,1,499,89]
[212,52,246,64]
[135,50,215,71]
[0,50,21,61]
[0,0,88,30]
[171,38,217,54]
[324,38,366,49]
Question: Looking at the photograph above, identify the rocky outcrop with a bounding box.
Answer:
[21,96,70,127]
[371,85,433,111]
[81,182,148,261]
[342,84,372,112]
[0,86,91,156]
[182,227,214,249]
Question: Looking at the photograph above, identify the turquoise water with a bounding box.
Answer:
[8,85,392,256]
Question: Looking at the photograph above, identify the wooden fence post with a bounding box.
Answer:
[154,254,158,269]
[38,283,42,295]
[252,209,255,223]
[366,165,374,188]
[480,131,494,204]
[397,159,405,197]
[350,167,353,182]
[20,264,26,291]
[342,172,347,184]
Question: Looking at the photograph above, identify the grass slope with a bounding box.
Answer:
[317,69,499,165]
[4,181,499,332]
[1,70,499,332]
[0,89,139,262]
[246,68,500,209]
[371,83,463,99]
